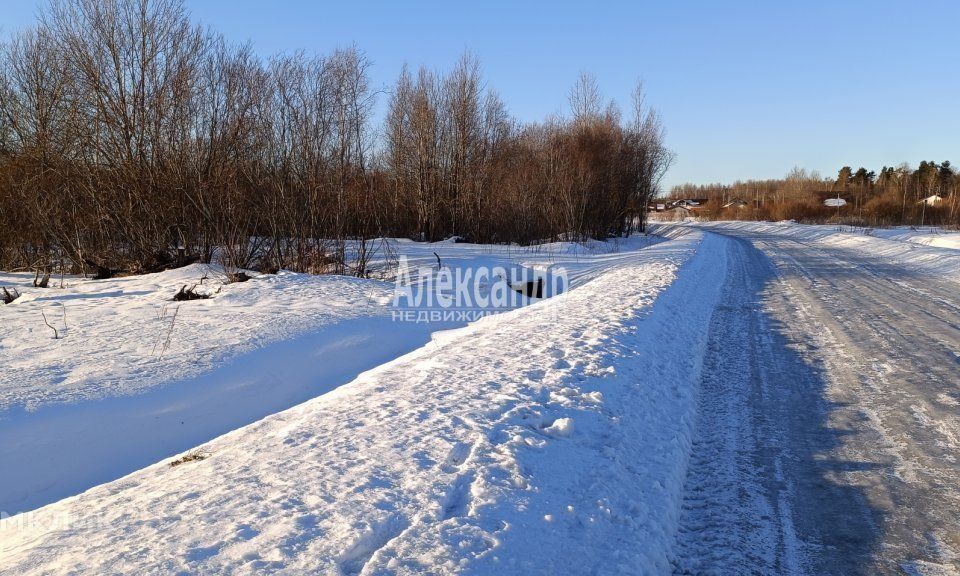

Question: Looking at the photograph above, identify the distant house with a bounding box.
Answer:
[645,202,669,212]
[722,198,749,209]
[918,195,943,206]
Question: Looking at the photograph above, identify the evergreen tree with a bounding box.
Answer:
[835,166,853,191]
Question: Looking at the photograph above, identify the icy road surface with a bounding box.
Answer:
[673,224,960,575]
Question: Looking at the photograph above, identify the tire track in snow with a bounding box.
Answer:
[682,223,960,574]
[672,234,879,575]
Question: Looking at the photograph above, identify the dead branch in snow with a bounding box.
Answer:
[157,306,180,360]
[1,287,19,304]
[41,310,59,339]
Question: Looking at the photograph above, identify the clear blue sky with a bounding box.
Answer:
[2,0,958,190]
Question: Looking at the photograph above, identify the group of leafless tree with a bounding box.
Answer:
[0,0,672,279]
[670,162,960,227]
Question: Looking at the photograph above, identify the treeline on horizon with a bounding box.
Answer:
[670,162,960,226]
[0,0,672,278]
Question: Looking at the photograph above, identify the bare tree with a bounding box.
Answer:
[0,1,682,275]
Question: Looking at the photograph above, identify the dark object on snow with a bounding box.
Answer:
[157,254,200,272]
[434,251,442,270]
[169,451,208,467]
[256,256,280,274]
[33,269,50,288]
[145,250,200,274]
[173,284,211,301]
[84,259,118,280]
[1,286,20,304]
[226,271,252,283]
[82,252,201,280]
[510,277,544,298]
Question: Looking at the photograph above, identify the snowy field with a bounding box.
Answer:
[1,236,670,514]
[0,231,728,574]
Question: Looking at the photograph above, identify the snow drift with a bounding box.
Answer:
[0,232,727,575]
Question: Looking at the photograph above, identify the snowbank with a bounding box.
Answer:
[869,227,960,251]
[0,233,727,574]
[0,236,664,514]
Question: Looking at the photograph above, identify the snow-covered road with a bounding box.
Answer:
[673,224,960,575]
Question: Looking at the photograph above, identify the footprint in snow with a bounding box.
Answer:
[444,441,472,470]
[524,368,546,382]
